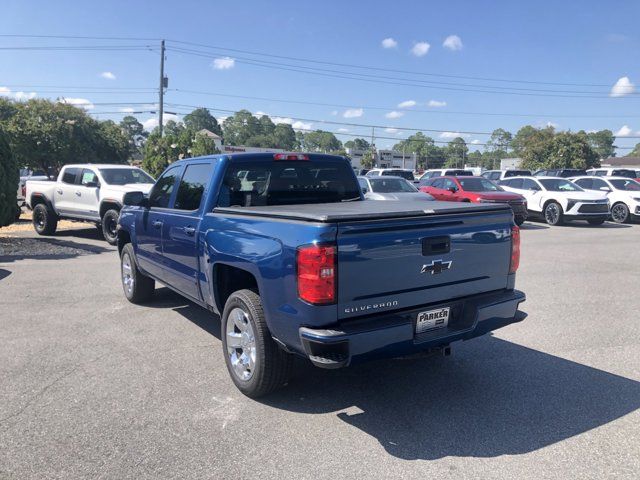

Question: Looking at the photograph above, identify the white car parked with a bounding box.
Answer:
[586,167,639,180]
[365,168,415,181]
[499,176,609,226]
[420,168,474,179]
[25,164,155,244]
[570,176,640,223]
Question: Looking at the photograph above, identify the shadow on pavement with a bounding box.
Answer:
[0,236,110,262]
[259,335,640,460]
[147,287,221,340]
[519,222,549,230]
[144,287,640,460]
[0,268,11,281]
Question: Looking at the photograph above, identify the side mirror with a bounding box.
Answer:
[599,186,611,192]
[123,191,148,207]
[448,187,457,193]
[362,188,368,194]
[85,181,100,188]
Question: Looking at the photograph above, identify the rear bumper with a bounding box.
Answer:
[299,289,526,368]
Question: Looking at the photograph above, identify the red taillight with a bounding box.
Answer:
[297,244,336,305]
[274,153,309,161]
[509,225,520,274]
[21,185,26,197]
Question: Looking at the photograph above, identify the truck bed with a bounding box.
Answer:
[214,200,510,223]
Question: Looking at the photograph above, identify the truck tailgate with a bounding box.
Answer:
[337,208,513,320]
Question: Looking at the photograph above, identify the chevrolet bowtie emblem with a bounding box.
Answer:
[421,260,452,275]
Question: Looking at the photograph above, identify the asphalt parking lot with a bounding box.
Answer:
[1,221,639,480]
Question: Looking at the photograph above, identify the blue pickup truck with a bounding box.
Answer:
[117,153,526,397]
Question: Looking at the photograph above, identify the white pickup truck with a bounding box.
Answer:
[25,164,155,244]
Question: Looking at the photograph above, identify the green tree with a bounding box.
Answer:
[393,132,444,169]
[586,129,616,160]
[360,150,376,169]
[190,131,221,157]
[183,108,222,136]
[272,123,297,150]
[5,99,128,176]
[0,126,19,226]
[344,138,371,150]
[630,143,640,157]
[222,110,262,146]
[486,128,513,160]
[520,130,599,171]
[301,130,342,152]
[119,115,147,158]
[444,137,469,168]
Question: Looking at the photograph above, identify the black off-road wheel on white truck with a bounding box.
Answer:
[120,243,155,303]
[101,209,120,245]
[222,289,293,398]
[32,203,58,235]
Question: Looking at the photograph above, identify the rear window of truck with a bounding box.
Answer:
[218,161,361,207]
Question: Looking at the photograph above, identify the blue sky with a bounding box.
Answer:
[1,0,639,153]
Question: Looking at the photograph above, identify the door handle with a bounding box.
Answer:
[184,226,196,236]
[75,191,81,196]
[56,189,63,195]
[152,220,163,229]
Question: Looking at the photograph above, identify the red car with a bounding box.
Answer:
[419,175,528,225]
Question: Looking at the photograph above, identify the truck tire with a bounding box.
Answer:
[120,243,155,303]
[32,203,58,235]
[543,201,564,226]
[101,209,120,245]
[222,289,292,398]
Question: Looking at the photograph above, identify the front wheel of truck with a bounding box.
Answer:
[222,289,292,398]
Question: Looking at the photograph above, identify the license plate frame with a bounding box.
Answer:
[416,307,450,334]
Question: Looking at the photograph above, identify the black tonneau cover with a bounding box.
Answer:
[213,200,509,223]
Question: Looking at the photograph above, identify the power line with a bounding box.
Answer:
[169,88,640,119]
[0,34,161,41]
[168,46,627,98]
[167,39,611,88]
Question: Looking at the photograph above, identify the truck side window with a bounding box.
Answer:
[358,177,369,193]
[174,163,215,211]
[149,166,180,208]
[80,169,98,186]
[62,168,80,184]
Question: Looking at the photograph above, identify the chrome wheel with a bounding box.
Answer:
[545,203,560,225]
[226,307,256,381]
[611,203,628,223]
[33,209,45,229]
[121,252,134,295]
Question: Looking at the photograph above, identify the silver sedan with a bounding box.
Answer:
[358,176,434,201]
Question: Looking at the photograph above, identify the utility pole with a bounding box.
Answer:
[158,40,166,136]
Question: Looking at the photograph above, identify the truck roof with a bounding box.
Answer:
[169,152,348,166]
[61,164,142,169]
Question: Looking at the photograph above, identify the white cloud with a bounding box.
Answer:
[292,120,312,130]
[381,37,398,49]
[212,57,235,70]
[427,100,447,107]
[411,42,430,57]
[142,113,178,131]
[337,128,350,133]
[615,125,633,137]
[0,87,37,100]
[385,127,399,133]
[385,110,404,119]
[439,131,471,139]
[546,121,559,129]
[100,71,116,80]
[330,110,338,116]
[343,108,363,118]
[471,139,481,145]
[397,100,416,108]
[443,35,463,51]
[58,97,94,110]
[119,107,135,113]
[610,76,635,97]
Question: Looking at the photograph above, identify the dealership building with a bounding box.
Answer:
[346,148,417,171]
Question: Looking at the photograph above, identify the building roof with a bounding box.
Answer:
[197,129,222,139]
[601,156,640,167]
